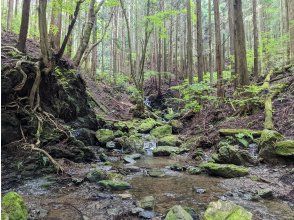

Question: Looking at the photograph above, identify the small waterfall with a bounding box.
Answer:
[144,97,151,108]
[142,134,157,156]
[248,143,258,158]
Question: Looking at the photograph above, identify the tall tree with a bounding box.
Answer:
[228,0,236,84]
[16,0,31,53]
[7,0,14,31]
[196,0,203,82]
[73,0,105,66]
[252,0,259,78]
[187,0,193,84]
[208,0,213,84]
[233,0,249,86]
[289,0,294,63]
[213,0,223,97]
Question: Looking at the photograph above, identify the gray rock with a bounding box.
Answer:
[139,210,155,219]
[140,196,155,210]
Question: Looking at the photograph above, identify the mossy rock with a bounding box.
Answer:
[148,169,165,177]
[165,205,193,220]
[152,146,180,156]
[170,120,183,133]
[138,118,157,133]
[259,129,283,146]
[113,121,129,131]
[219,129,262,138]
[158,135,182,146]
[86,169,108,182]
[150,125,172,138]
[187,167,202,175]
[140,196,155,210]
[98,180,131,190]
[274,140,294,157]
[215,145,257,166]
[199,162,249,178]
[204,200,252,220]
[2,192,28,220]
[96,129,115,143]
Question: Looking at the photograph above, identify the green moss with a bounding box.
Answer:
[219,129,262,137]
[2,192,28,220]
[259,129,283,146]
[98,180,131,190]
[274,140,294,157]
[158,135,181,146]
[96,129,115,143]
[150,125,172,138]
[165,205,193,220]
[187,167,202,175]
[152,146,180,156]
[204,200,252,220]
[86,169,108,182]
[199,162,249,178]
[138,118,157,133]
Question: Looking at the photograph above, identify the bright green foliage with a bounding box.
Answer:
[138,118,157,132]
[274,140,294,157]
[158,135,181,146]
[96,129,115,143]
[235,131,254,147]
[204,200,252,220]
[2,192,28,220]
[98,180,131,190]
[150,125,172,138]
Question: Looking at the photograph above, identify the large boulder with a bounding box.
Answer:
[274,140,294,157]
[158,135,182,146]
[170,120,183,133]
[200,162,249,178]
[86,169,108,182]
[72,128,97,146]
[215,145,257,166]
[165,205,193,220]
[152,146,180,156]
[2,192,28,220]
[203,200,252,220]
[96,129,115,144]
[150,125,172,138]
[138,118,157,133]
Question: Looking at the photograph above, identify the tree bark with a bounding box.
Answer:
[208,0,213,84]
[233,0,249,86]
[16,0,31,53]
[253,0,259,78]
[213,0,223,97]
[73,0,105,66]
[289,0,294,63]
[187,0,193,84]
[7,0,14,31]
[196,0,203,83]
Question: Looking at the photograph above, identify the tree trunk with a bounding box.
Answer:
[208,0,213,84]
[73,0,104,66]
[16,0,31,53]
[187,0,193,84]
[213,0,223,97]
[289,0,294,63]
[196,0,203,83]
[233,0,249,86]
[91,17,98,79]
[283,0,290,63]
[253,0,259,78]
[7,0,14,31]
[38,0,51,67]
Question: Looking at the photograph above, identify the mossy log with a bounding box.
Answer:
[263,70,274,130]
[219,128,262,137]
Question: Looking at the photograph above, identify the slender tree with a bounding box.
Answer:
[16,0,31,53]
[213,0,223,97]
[7,0,14,31]
[196,0,203,82]
[208,0,213,84]
[253,0,259,78]
[289,0,294,63]
[187,0,193,84]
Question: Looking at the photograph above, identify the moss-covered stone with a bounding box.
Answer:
[140,196,155,210]
[98,180,131,190]
[165,205,193,220]
[86,169,108,182]
[170,120,183,133]
[148,169,165,177]
[150,125,172,138]
[219,129,262,137]
[215,145,257,166]
[187,167,202,175]
[138,118,157,133]
[96,129,115,143]
[152,146,180,156]
[199,162,249,178]
[158,135,181,146]
[204,200,252,220]
[2,192,28,220]
[274,140,294,157]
